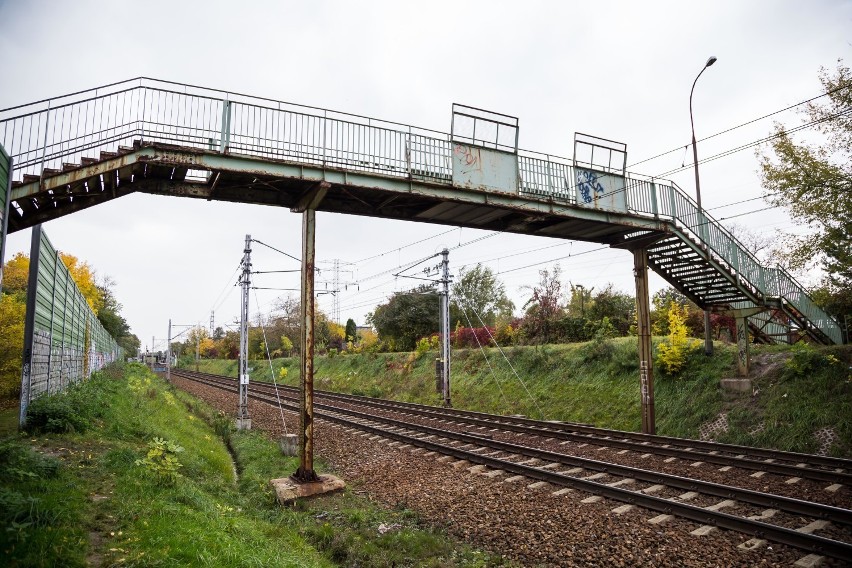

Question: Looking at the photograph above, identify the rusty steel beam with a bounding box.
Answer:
[633,248,655,435]
[295,207,319,482]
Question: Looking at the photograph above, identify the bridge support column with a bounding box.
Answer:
[633,248,655,435]
[292,182,329,484]
[736,314,750,377]
[728,307,763,377]
[296,207,319,482]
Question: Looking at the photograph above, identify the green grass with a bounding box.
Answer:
[192,338,852,456]
[0,407,18,437]
[1,362,507,566]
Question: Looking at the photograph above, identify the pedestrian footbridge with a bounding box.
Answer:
[0,78,841,346]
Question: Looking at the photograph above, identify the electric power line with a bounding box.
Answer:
[627,82,852,169]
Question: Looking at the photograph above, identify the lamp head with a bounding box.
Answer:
[706,56,718,68]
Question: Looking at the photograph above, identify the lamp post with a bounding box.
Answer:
[690,55,717,356]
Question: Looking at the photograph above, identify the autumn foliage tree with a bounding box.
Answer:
[521,265,564,344]
[759,60,852,324]
[0,251,139,404]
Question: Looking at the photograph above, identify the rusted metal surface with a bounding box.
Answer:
[295,207,319,482]
[0,75,840,343]
[451,143,518,194]
[574,168,627,214]
[633,248,655,435]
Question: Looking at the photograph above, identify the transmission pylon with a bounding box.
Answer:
[317,259,355,323]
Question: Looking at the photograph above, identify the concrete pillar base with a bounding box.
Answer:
[235,418,252,430]
[270,474,345,505]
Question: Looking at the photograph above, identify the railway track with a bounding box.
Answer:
[177,369,851,484]
[171,369,852,564]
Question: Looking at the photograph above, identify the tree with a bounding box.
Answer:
[368,285,439,351]
[60,253,103,315]
[759,60,852,321]
[587,284,635,336]
[2,252,29,301]
[0,293,26,399]
[450,264,514,327]
[280,336,294,357]
[521,265,564,344]
[271,295,301,357]
[565,283,595,318]
[651,288,701,337]
[345,318,357,343]
[656,303,698,376]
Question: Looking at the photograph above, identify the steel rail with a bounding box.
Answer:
[253,384,852,526]
[310,383,852,474]
[180,369,851,482]
[172,369,852,561]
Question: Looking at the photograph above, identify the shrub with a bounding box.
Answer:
[414,335,440,358]
[655,304,698,376]
[135,437,185,485]
[494,322,516,346]
[25,391,91,434]
[452,326,495,349]
[581,319,617,362]
[783,343,844,379]
[0,440,61,481]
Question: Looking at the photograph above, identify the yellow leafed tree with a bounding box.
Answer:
[60,253,103,315]
[2,253,30,299]
[655,303,698,375]
[0,293,26,400]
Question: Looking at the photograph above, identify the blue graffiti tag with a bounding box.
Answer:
[577,170,605,204]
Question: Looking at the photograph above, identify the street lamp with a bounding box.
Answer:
[690,55,717,356]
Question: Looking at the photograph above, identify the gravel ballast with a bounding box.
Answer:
[173,376,849,567]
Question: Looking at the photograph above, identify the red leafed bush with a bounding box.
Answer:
[452,326,496,349]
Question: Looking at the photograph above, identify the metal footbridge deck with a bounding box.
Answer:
[0,78,841,345]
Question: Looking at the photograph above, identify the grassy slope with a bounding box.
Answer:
[1,363,507,567]
[194,338,852,457]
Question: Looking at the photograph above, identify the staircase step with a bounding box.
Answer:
[42,168,60,177]
[80,157,99,166]
[99,151,118,161]
[22,174,40,185]
[62,162,81,172]
[118,145,135,154]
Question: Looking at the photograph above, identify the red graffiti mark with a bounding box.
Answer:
[454,144,481,170]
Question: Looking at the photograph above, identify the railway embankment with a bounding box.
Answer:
[191,338,852,457]
[0,363,505,566]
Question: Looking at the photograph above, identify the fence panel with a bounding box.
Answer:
[19,225,122,424]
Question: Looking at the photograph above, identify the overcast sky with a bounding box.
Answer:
[1,0,850,352]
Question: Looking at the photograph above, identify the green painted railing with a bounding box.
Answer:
[0,78,842,344]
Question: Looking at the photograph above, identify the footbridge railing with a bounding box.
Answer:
[0,78,842,344]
